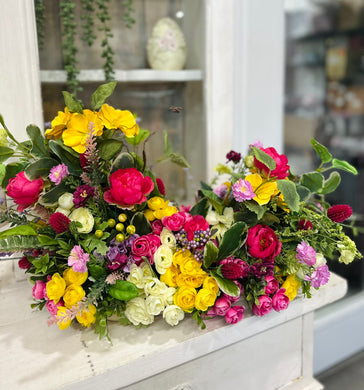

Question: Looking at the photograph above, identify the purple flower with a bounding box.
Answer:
[296,241,317,266]
[249,261,274,278]
[232,179,255,202]
[68,245,90,273]
[249,140,263,149]
[226,150,242,163]
[213,184,229,199]
[305,264,330,288]
[49,164,69,185]
[73,185,95,208]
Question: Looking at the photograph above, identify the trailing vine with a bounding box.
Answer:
[81,0,96,46]
[34,0,46,51]
[122,0,136,28]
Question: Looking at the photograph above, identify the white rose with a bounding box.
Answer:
[55,207,70,216]
[144,278,169,297]
[165,287,177,305]
[154,244,173,275]
[160,228,176,248]
[163,305,185,326]
[145,295,165,316]
[58,192,74,210]
[127,264,146,289]
[125,297,154,326]
[68,207,94,233]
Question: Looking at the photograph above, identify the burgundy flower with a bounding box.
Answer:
[73,185,95,208]
[220,257,249,280]
[107,253,128,270]
[297,219,313,230]
[49,212,71,234]
[226,150,242,163]
[249,261,275,278]
[79,153,89,171]
[156,177,166,196]
[327,204,353,223]
[18,256,31,270]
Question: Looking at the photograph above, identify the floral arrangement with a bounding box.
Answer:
[0,83,361,340]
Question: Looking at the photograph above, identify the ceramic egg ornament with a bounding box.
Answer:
[147,17,187,71]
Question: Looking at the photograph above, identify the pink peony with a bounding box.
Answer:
[214,296,232,316]
[32,280,47,300]
[254,147,290,179]
[184,215,209,241]
[6,171,44,212]
[162,212,187,231]
[272,288,290,312]
[252,295,272,317]
[264,275,279,295]
[246,224,282,261]
[225,305,245,324]
[104,168,154,208]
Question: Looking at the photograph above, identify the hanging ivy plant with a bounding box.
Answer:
[34,0,46,51]
[81,0,96,46]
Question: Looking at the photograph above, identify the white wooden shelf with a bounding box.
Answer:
[40,69,204,83]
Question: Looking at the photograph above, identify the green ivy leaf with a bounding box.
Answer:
[320,171,341,195]
[216,221,247,262]
[203,241,219,269]
[252,147,276,171]
[26,125,50,158]
[108,280,139,301]
[25,158,57,180]
[277,180,300,212]
[90,81,117,111]
[210,270,240,297]
[62,91,83,113]
[311,139,332,163]
[300,172,324,193]
[332,158,358,175]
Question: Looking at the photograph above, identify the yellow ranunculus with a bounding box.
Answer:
[147,196,168,211]
[160,264,180,287]
[99,104,139,137]
[179,255,202,275]
[63,284,86,308]
[63,268,88,286]
[203,276,219,295]
[46,273,67,304]
[173,286,197,312]
[76,304,97,327]
[154,205,178,220]
[45,108,71,140]
[62,109,103,153]
[282,274,301,301]
[144,209,156,221]
[57,306,72,330]
[172,250,192,266]
[245,173,278,205]
[176,271,207,289]
[194,288,217,311]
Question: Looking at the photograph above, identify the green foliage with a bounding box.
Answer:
[81,0,96,46]
[0,146,14,163]
[34,0,46,50]
[25,158,57,180]
[216,222,247,262]
[0,235,42,253]
[203,240,219,268]
[98,139,123,160]
[311,139,332,164]
[210,270,240,297]
[131,212,152,236]
[108,280,139,301]
[0,225,37,239]
[48,140,83,175]
[111,152,135,172]
[91,81,117,110]
[192,310,206,330]
[200,189,224,215]
[251,147,276,171]
[125,129,151,146]
[26,125,50,158]
[276,179,300,212]
[190,197,209,217]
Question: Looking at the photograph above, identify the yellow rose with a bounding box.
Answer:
[154,205,178,219]
[57,306,72,330]
[194,288,217,311]
[282,274,301,301]
[144,209,156,222]
[99,104,139,137]
[172,250,192,267]
[63,284,85,308]
[173,286,197,312]
[160,264,180,287]
[63,268,88,286]
[46,273,66,304]
[203,276,219,294]
[179,255,202,275]
[76,304,97,328]
[147,196,168,211]
[245,173,278,205]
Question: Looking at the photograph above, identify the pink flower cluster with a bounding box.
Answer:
[131,233,161,264]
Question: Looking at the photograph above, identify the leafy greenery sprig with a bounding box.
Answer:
[34,0,46,51]
[81,0,96,46]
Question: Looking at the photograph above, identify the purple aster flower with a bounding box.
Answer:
[296,241,317,266]
[49,163,69,185]
[68,245,90,273]
[305,264,330,288]
[232,179,255,202]
[73,185,95,208]
[213,184,229,199]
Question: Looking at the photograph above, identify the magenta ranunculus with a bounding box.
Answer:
[6,171,44,212]
[252,295,272,317]
[272,288,290,312]
[151,220,163,234]
[46,299,64,316]
[147,234,161,260]
[162,212,187,231]
[184,215,209,241]
[225,305,245,324]
[264,275,279,295]
[131,236,151,261]
[254,147,290,179]
[32,280,47,300]
[104,168,154,208]
[246,224,282,261]
[107,253,128,270]
[214,296,232,316]
[220,257,249,280]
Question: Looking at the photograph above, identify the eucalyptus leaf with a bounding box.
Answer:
[320,171,341,195]
[98,139,123,160]
[277,180,300,212]
[311,139,332,164]
[90,81,117,110]
[62,91,83,113]
[300,172,324,193]
[332,158,358,175]
[210,270,240,297]
[252,147,276,171]
[25,158,57,180]
[217,221,247,262]
[0,146,14,163]
[26,125,49,158]
[203,241,219,269]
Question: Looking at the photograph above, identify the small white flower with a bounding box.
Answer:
[154,244,173,275]
[125,297,154,326]
[127,264,152,289]
[163,304,185,326]
[145,295,165,316]
[160,228,176,248]
[58,192,74,210]
[68,207,94,233]
[144,278,169,297]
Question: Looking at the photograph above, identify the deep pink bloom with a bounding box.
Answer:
[32,280,47,300]
[224,281,243,303]
[18,256,31,270]
[214,296,232,316]
[162,212,187,231]
[220,257,249,280]
[46,299,64,316]
[49,212,71,234]
[246,224,282,261]
[254,147,290,179]
[249,261,275,278]
[73,185,95,208]
[147,234,161,259]
[252,295,272,317]
[151,220,163,234]
[264,275,279,295]
[305,265,330,288]
[68,245,90,273]
[232,179,255,202]
[79,153,89,171]
[6,171,44,212]
[184,215,209,241]
[49,163,69,185]
[131,236,151,262]
[297,219,313,230]
[156,177,166,196]
[226,150,242,163]
[107,253,128,270]
[296,241,317,266]
[205,306,217,319]
[272,288,290,312]
[104,168,154,208]
[327,204,353,223]
[225,305,245,324]
[180,205,192,213]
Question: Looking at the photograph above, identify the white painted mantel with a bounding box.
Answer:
[0,261,347,390]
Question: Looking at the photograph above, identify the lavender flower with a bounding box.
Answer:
[232,179,255,202]
[305,264,330,288]
[68,245,90,273]
[296,241,317,266]
[49,163,69,185]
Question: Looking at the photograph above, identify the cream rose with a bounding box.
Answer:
[127,263,154,289]
[55,207,71,216]
[145,295,165,316]
[154,244,173,275]
[125,297,154,326]
[144,278,169,297]
[160,228,176,248]
[163,304,185,326]
[58,192,74,210]
[69,207,94,234]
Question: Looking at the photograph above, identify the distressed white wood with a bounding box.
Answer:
[0,260,347,390]
[0,0,43,141]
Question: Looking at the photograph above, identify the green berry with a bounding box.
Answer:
[116,223,124,232]
[126,225,136,235]
[94,230,103,238]
[116,233,125,242]
[118,213,127,222]
[107,219,116,228]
